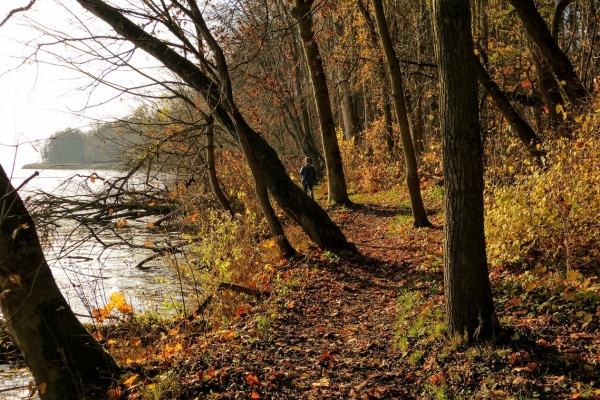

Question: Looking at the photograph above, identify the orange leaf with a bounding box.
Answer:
[38,383,47,395]
[123,374,138,386]
[90,175,96,183]
[108,208,114,215]
[246,374,259,386]
[251,392,260,399]
[321,351,331,361]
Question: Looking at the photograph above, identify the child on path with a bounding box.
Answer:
[299,157,316,199]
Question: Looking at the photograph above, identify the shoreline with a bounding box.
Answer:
[21,163,120,170]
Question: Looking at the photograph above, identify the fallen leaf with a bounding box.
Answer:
[123,374,138,386]
[246,374,259,386]
[312,377,330,387]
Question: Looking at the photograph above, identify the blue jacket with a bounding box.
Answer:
[299,164,316,185]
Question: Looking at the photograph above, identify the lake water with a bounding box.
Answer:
[1,167,184,398]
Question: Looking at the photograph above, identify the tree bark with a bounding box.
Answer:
[372,0,431,228]
[552,0,576,39]
[432,0,499,341]
[75,0,356,253]
[508,0,588,108]
[291,0,351,206]
[0,166,120,399]
[205,117,233,216]
[473,56,545,156]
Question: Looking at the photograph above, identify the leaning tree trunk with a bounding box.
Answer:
[473,56,545,156]
[0,166,120,399]
[372,0,431,228]
[75,0,356,254]
[292,0,351,206]
[508,0,588,108]
[432,0,500,341]
[205,117,234,216]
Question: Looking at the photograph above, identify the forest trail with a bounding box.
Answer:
[2,200,598,399]
[123,200,598,399]
[147,201,447,399]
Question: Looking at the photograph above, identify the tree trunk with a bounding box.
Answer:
[552,0,576,39]
[291,0,351,206]
[372,0,431,228]
[473,56,545,156]
[508,0,588,108]
[432,0,500,341]
[529,43,571,137]
[205,117,233,216]
[0,166,120,399]
[74,0,356,253]
[233,113,296,257]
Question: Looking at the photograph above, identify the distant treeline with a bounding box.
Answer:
[33,125,133,168]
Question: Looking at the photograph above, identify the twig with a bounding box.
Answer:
[183,282,262,322]
[0,171,39,202]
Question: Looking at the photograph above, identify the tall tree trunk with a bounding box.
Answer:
[473,56,545,156]
[432,0,499,341]
[508,0,588,108]
[291,0,351,206]
[75,0,356,253]
[233,112,296,257]
[0,166,120,399]
[530,44,570,136]
[334,20,359,142]
[372,0,431,228]
[205,117,233,216]
[356,0,394,155]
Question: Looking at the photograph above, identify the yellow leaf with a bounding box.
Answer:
[93,331,103,341]
[168,326,180,336]
[123,374,139,387]
[174,343,183,352]
[508,166,515,173]
[560,80,567,85]
[107,339,117,345]
[566,270,583,282]
[556,104,564,114]
[312,377,330,387]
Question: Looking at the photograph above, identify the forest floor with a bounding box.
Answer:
[3,188,600,399]
[115,189,600,400]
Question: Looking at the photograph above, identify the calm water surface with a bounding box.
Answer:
[1,168,184,398]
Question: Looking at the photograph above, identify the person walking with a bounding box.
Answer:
[299,157,317,199]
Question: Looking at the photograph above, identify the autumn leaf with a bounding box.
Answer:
[148,201,155,207]
[251,392,260,399]
[123,374,138,386]
[246,374,259,386]
[90,175,96,183]
[38,383,47,395]
[168,326,180,336]
[108,208,114,215]
[312,377,330,387]
[8,274,21,284]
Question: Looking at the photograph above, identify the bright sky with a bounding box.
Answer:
[0,0,156,175]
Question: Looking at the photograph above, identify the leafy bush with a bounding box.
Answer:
[485,129,600,272]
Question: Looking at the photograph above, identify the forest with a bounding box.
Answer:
[23,125,131,168]
[1,0,600,398]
